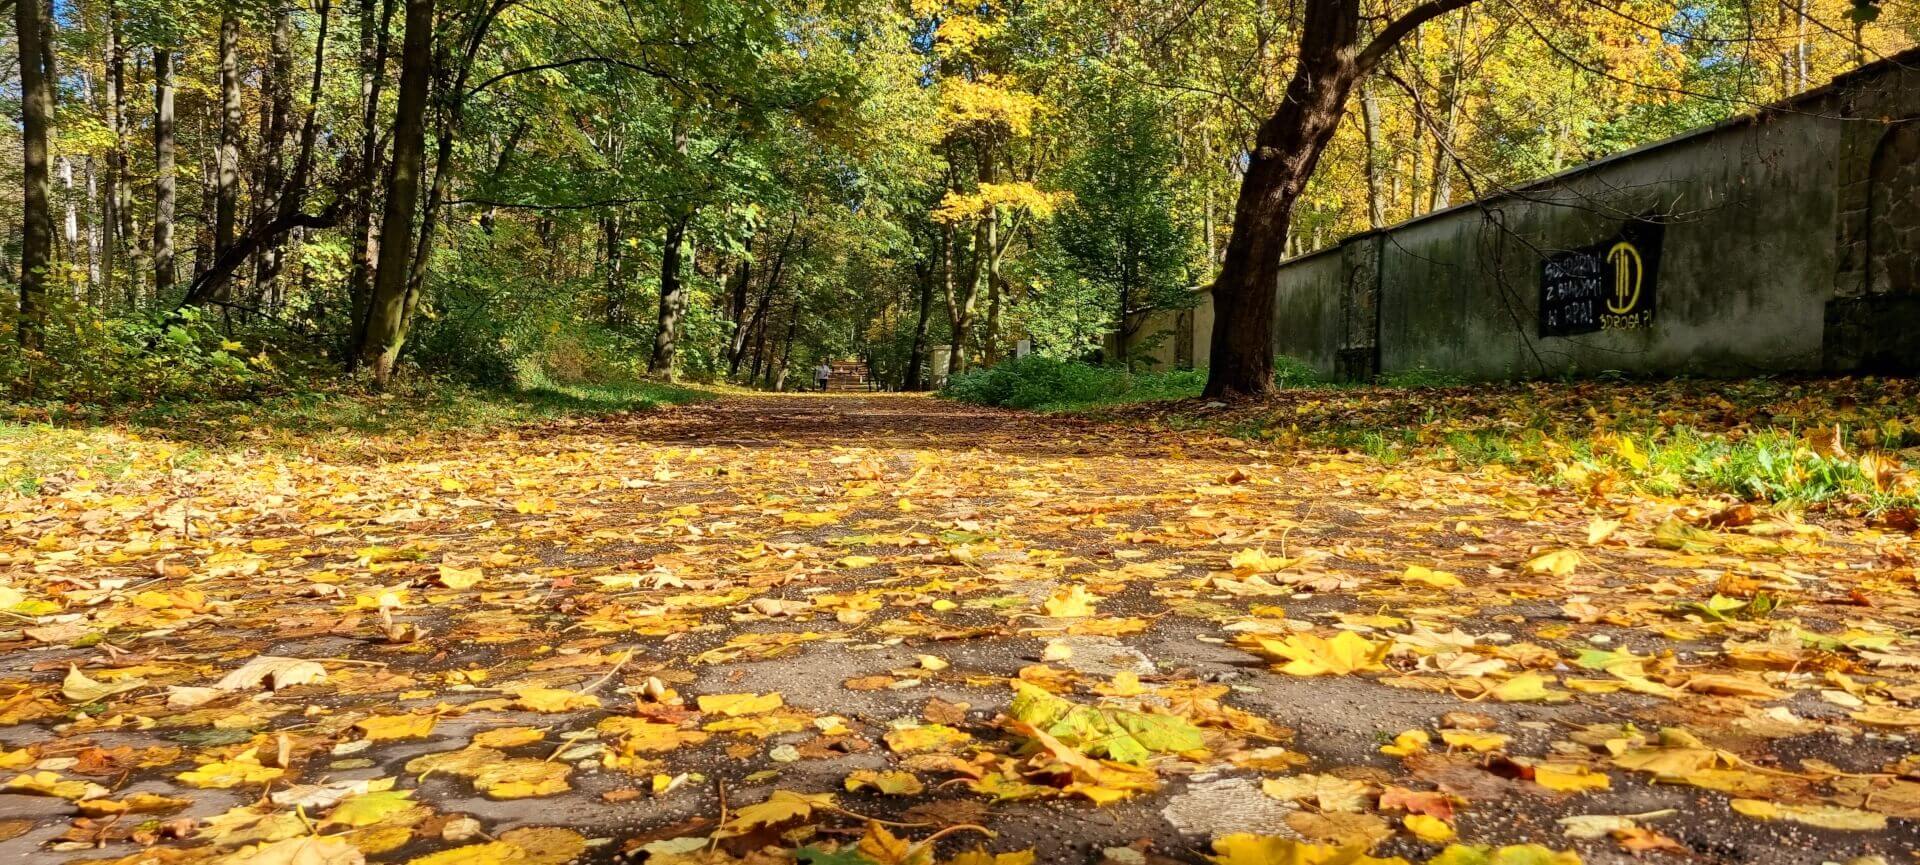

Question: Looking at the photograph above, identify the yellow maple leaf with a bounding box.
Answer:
[781,510,840,527]
[1487,673,1570,702]
[1523,549,1581,576]
[1040,584,1096,617]
[1380,730,1430,757]
[177,749,285,789]
[1208,835,1409,865]
[6,771,109,801]
[511,687,601,713]
[714,790,835,838]
[1403,814,1455,843]
[322,789,418,827]
[356,713,437,741]
[473,759,570,799]
[1229,548,1293,572]
[1729,798,1885,830]
[436,565,484,590]
[1438,729,1511,752]
[472,726,545,749]
[696,692,784,717]
[1532,764,1611,792]
[598,718,710,752]
[1243,631,1391,677]
[1399,565,1464,590]
[845,770,924,796]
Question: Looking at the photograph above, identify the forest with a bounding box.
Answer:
[3,0,1917,403]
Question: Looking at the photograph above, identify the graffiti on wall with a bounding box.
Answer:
[1539,221,1665,337]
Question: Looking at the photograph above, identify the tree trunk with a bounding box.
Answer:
[648,210,693,378]
[983,208,1004,366]
[945,222,979,375]
[732,223,795,374]
[1359,81,1388,229]
[347,0,394,362]
[253,6,296,295]
[1427,9,1470,212]
[477,119,525,234]
[1204,0,1476,398]
[60,157,80,286]
[770,306,798,390]
[15,0,53,349]
[102,3,125,305]
[602,212,625,326]
[358,0,435,385]
[903,235,936,390]
[724,236,754,340]
[153,47,177,298]
[215,11,242,269]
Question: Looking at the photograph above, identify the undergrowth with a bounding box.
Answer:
[941,356,1207,410]
[963,361,1920,516]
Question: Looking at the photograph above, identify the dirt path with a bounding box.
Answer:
[3,393,1918,864]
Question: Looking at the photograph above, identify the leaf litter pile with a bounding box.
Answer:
[3,393,1919,865]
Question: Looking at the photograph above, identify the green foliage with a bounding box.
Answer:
[941,356,1205,411]
[1,301,306,405]
[1053,88,1196,333]
[1570,427,1913,512]
[1273,356,1323,389]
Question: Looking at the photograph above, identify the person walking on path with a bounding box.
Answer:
[814,362,833,392]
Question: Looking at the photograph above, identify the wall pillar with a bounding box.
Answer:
[1334,232,1383,381]
[1822,60,1920,372]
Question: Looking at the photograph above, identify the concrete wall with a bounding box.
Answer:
[1168,47,1920,381]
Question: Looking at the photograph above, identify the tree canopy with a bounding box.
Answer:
[3,0,1915,398]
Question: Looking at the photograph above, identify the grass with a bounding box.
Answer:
[1097,370,1920,517]
[0,377,706,496]
[941,356,1207,411]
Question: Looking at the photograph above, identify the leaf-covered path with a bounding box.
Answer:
[5,393,1920,865]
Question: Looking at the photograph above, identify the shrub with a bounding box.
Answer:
[941,356,1204,410]
[2,302,304,405]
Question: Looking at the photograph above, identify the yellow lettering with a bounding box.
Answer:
[1606,242,1642,314]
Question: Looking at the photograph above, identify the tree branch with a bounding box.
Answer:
[1358,0,1482,72]
[180,206,341,307]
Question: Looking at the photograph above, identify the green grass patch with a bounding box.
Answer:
[1123,375,1920,516]
[940,356,1207,411]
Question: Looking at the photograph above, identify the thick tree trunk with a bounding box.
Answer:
[153,48,177,298]
[15,0,53,349]
[648,211,693,378]
[358,0,435,385]
[1204,0,1476,398]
